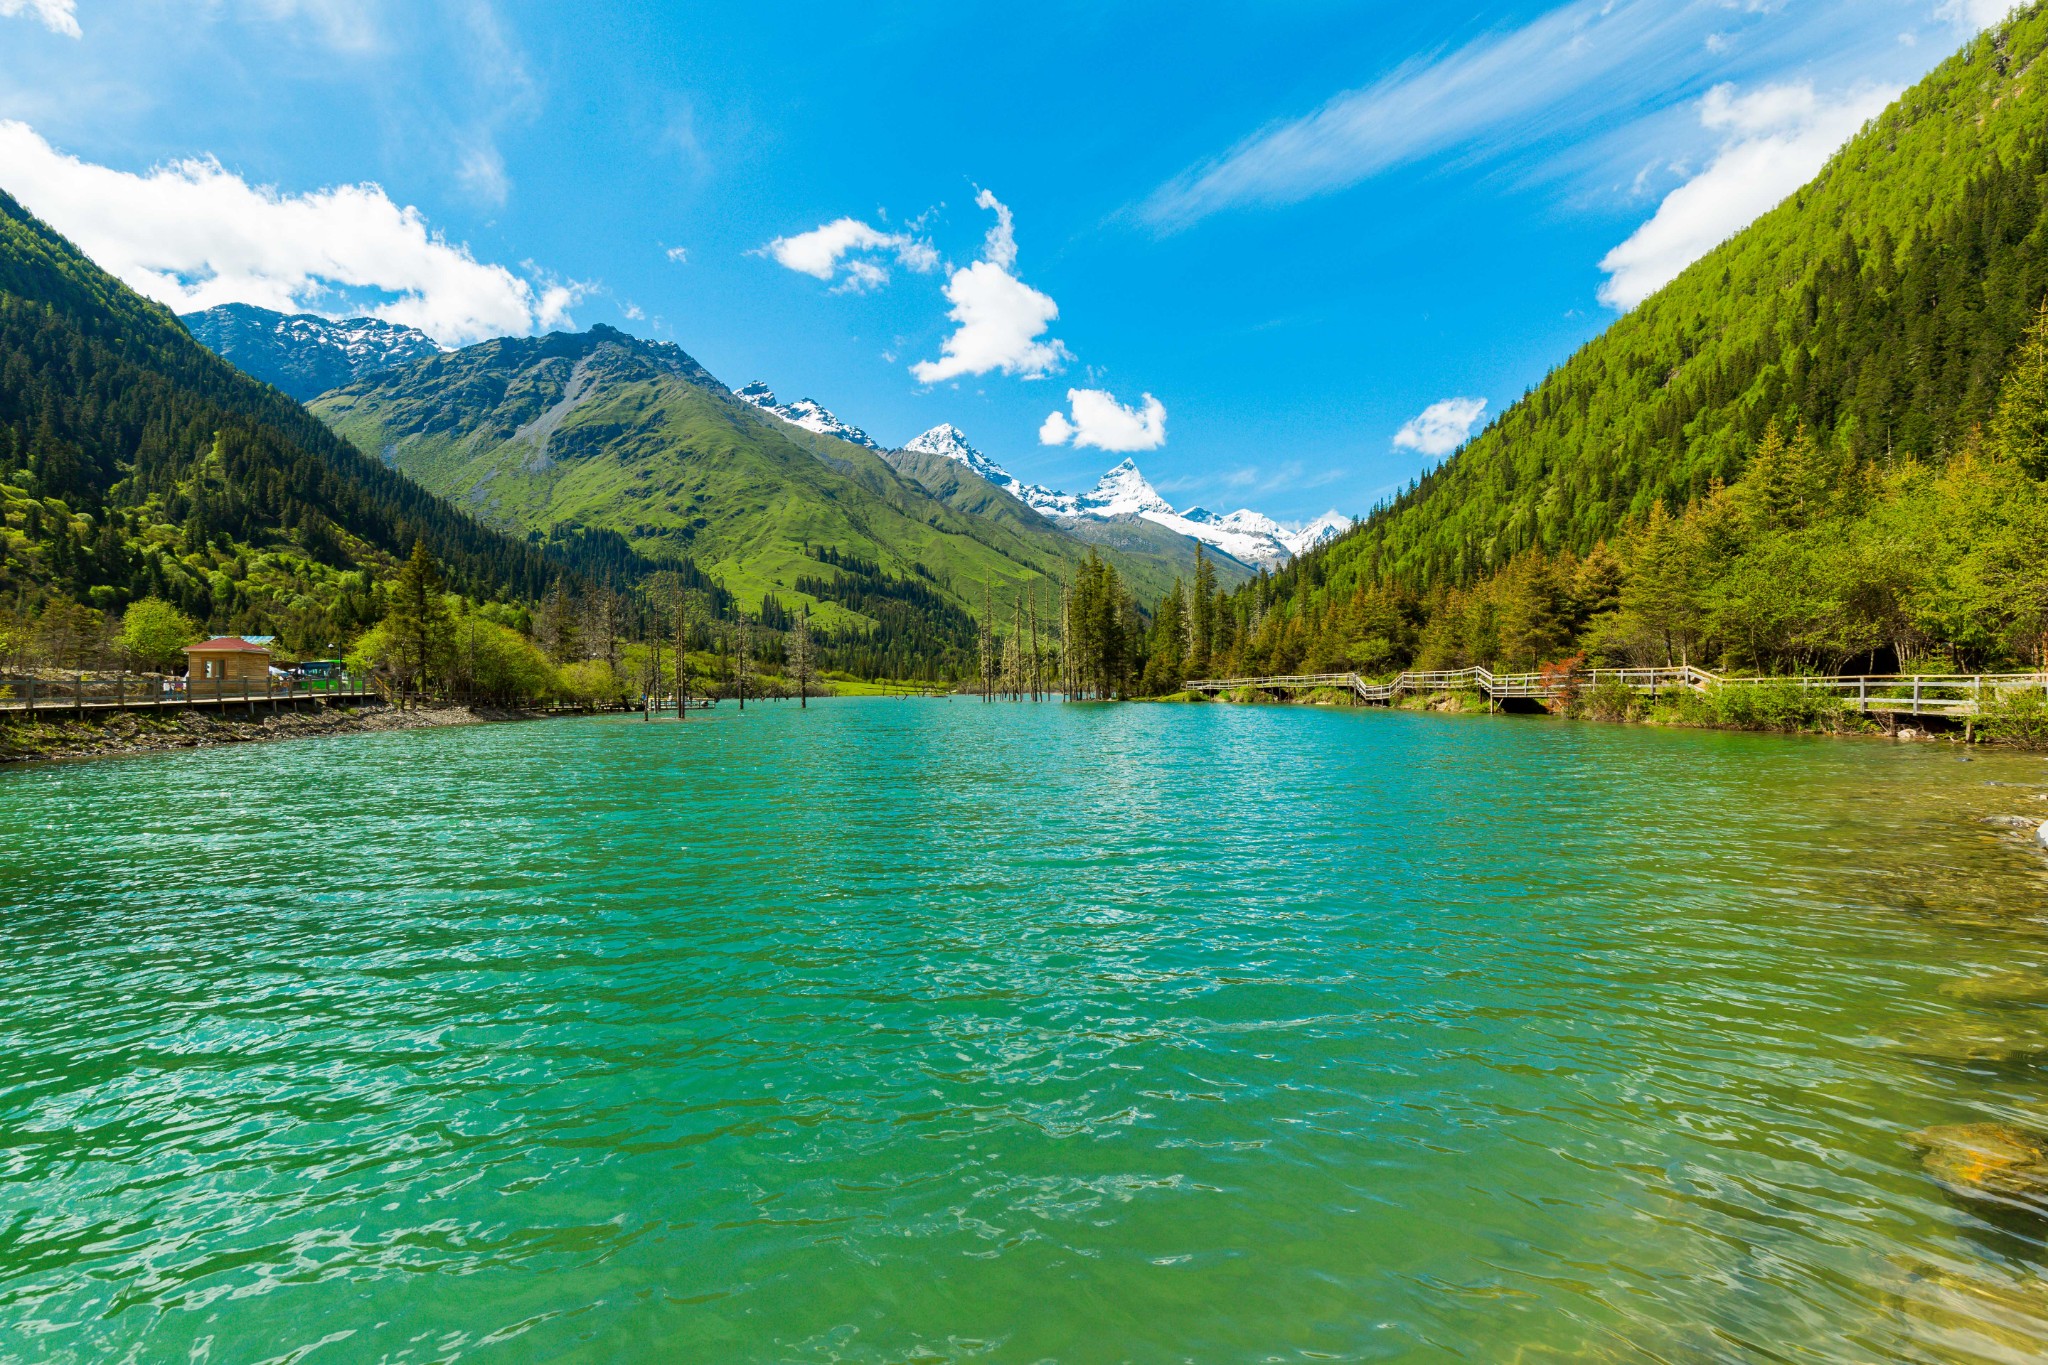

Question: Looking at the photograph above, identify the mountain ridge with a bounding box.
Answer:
[897,424,1349,570]
[181,303,443,402]
[308,326,1226,622]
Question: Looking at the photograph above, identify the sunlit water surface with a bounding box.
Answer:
[6,700,2048,1363]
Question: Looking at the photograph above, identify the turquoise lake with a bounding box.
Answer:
[5,700,2048,1362]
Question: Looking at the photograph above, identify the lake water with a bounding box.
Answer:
[5,700,2048,1363]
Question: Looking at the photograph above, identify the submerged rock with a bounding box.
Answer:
[1911,1123,2048,1215]
[1940,972,2048,1007]
[1979,815,2041,830]
[1880,1258,2048,1358]
[1897,1018,2048,1065]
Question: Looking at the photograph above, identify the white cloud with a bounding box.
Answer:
[1143,0,1704,227]
[761,216,938,294]
[1040,389,1168,452]
[1937,0,2018,28]
[912,190,1070,384]
[0,120,575,345]
[1597,81,1896,309]
[1393,397,1488,457]
[0,0,78,37]
[665,245,689,264]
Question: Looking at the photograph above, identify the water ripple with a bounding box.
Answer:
[3,704,2048,1361]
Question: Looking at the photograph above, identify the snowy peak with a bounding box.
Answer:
[897,430,1352,569]
[736,381,884,450]
[1076,458,1175,519]
[900,424,1074,513]
[1285,511,1352,557]
[905,423,982,464]
[1056,460,1352,569]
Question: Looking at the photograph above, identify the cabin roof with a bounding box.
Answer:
[185,637,271,653]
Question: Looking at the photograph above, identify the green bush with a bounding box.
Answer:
[1707,679,1847,732]
[1978,686,2048,749]
[1575,677,1643,723]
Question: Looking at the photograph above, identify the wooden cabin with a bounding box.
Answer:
[184,636,273,686]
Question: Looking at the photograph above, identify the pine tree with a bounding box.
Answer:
[1991,298,2048,478]
[386,540,454,700]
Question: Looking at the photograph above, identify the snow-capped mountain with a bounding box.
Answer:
[736,382,885,451]
[180,303,443,401]
[1285,510,1352,557]
[901,428,1351,570]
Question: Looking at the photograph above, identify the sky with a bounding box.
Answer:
[0,0,2021,524]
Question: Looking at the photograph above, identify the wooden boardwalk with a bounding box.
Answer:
[1186,665,2048,718]
[0,675,381,720]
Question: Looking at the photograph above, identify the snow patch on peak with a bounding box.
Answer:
[902,424,1070,511]
[1285,510,1353,557]
[1075,459,1174,519]
[736,381,884,450]
[905,424,978,461]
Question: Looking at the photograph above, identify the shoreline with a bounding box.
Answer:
[1201,686,2048,749]
[0,701,594,767]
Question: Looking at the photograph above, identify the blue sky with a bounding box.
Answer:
[0,0,2015,522]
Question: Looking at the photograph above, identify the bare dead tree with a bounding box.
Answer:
[735,607,753,712]
[790,606,816,709]
[673,591,691,719]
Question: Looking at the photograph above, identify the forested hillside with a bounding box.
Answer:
[0,188,576,654]
[1343,9,2048,587]
[1169,8,2048,692]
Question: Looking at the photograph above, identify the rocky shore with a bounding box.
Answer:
[0,701,571,765]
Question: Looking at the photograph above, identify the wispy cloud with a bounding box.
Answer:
[1937,0,2019,28]
[1142,0,1712,228]
[1598,80,1896,308]
[0,120,578,344]
[0,0,78,37]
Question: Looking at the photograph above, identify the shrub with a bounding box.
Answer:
[1577,676,1643,723]
[1978,687,2048,750]
[1706,678,1846,732]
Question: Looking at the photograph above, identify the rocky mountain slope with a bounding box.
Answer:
[181,303,442,401]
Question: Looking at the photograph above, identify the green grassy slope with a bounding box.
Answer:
[1327,7,2048,592]
[314,327,1203,621]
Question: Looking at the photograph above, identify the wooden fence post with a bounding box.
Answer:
[74,673,84,720]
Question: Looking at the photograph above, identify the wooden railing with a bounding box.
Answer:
[0,673,378,718]
[1184,666,2048,717]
